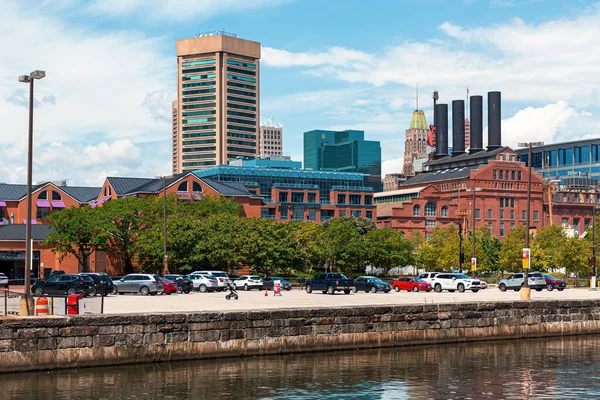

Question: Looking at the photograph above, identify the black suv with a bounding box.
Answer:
[32,274,85,296]
[80,273,114,296]
[164,274,193,294]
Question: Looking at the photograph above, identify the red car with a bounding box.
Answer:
[392,277,433,292]
[160,278,178,295]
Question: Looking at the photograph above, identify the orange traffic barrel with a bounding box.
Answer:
[35,297,49,316]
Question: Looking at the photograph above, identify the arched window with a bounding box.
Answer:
[413,204,420,216]
[192,182,202,192]
[52,190,62,201]
[37,191,47,200]
[177,181,188,192]
[441,206,448,217]
[425,202,436,217]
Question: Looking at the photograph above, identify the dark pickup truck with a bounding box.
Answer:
[305,273,355,295]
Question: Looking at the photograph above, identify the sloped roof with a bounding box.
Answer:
[106,177,158,195]
[0,183,46,201]
[402,165,480,185]
[0,224,54,241]
[127,173,188,195]
[426,147,510,169]
[201,178,253,197]
[60,186,102,203]
[376,202,403,218]
[409,110,428,130]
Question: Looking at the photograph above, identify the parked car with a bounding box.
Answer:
[49,270,65,278]
[164,274,193,294]
[305,273,354,295]
[498,272,546,292]
[542,274,566,291]
[430,273,482,293]
[262,277,292,291]
[232,275,263,291]
[80,273,114,296]
[156,277,177,295]
[392,277,432,292]
[112,274,163,295]
[193,270,231,291]
[417,272,440,285]
[78,274,96,297]
[0,273,8,288]
[353,276,391,293]
[31,274,85,296]
[187,274,218,292]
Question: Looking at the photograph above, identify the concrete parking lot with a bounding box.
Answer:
[100,287,600,314]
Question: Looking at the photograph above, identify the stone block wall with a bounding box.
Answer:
[1,300,600,372]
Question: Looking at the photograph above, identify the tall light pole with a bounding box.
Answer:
[18,70,45,313]
[592,206,597,290]
[466,188,482,278]
[518,141,544,301]
[162,176,169,276]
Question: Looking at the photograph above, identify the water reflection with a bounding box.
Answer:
[3,335,600,399]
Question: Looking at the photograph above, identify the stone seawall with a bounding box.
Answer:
[1,300,600,372]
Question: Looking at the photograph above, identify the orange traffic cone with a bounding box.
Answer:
[264,289,268,297]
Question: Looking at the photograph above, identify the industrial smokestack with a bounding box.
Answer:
[434,103,448,159]
[452,100,465,157]
[470,95,483,153]
[487,91,501,150]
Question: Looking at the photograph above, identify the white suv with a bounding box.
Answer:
[193,270,231,291]
[417,272,440,285]
[233,275,263,291]
[430,273,482,293]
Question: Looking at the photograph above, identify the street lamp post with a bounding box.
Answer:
[466,188,482,278]
[18,70,45,314]
[592,206,597,290]
[162,176,169,276]
[518,141,544,301]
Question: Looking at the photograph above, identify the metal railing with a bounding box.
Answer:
[0,289,105,316]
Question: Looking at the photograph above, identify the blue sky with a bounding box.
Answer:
[1,0,599,185]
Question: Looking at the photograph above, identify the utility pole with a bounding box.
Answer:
[163,177,169,276]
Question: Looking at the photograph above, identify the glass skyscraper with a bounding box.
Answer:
[304,130,382,192]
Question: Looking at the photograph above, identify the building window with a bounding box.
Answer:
[510,210,515,220]
[413,205,421,216]
[351,210,362,218]
[475,209,480,219]
[511,223,515,230]
[38,190,47,200]
[364,195,373,205]
[522,210,526,220]
[292,192,304,203]
[511,171,516,180]
[337,194,346,204]
[562,218,568,227]
[366,211,373,220]
[349,194,361,205]
[177,181,188,192]
[511,198,515,208]
[500,210,504,219]
[499,171,504,180]
[425,202,436,217]
[279,192,288,202]
[426,220,436,228]
[488,223,493,235]
[308,193,316,203]
[280,207,288,220]
[573,218,579,232]
[51,191,62,201]
[339,210,346,217]
[487,209,492,219]
[500,223,505,237]
[493,170,497,179]
[534,211,539,221]
[441,206,448,217]
[36,207,50,220]
[309,208,317,220]
[192,182,202,192]
[585,219,591,228]
[500,198,504,208]
[518,171,522,180]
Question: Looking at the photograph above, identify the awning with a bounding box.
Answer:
[22,219,38,224]
[0,201,6,207]
[36,200,50,207]
[52,201,65,208]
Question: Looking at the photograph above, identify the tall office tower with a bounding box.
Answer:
[402,110,428,176]
[304,129,382,192]
[259,116,283,158]
[174,31,261,173]
[171,100,179,174]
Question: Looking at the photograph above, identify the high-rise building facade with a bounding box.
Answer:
[402,110,428,176]
[304,129,382,192]
[171,100,179,174]
[174,32,261,173]
[259,117,283,158]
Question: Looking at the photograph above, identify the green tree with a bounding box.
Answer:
[294,221,325,274]
[365,228,413,275]
[194,214,247,273]
[530,224,567,272]
[498,225,527,273]
[464,226,501,272]
[43,206,107,273]
[318,217,365,275]
[422,225,461,272]
[561,236,592,277]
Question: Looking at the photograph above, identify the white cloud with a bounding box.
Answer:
[262,46,372,67]
[382,158,405,177]
[86,0,291,21]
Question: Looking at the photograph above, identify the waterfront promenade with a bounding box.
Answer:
[100,287,599,314]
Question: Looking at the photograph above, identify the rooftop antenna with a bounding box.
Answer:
[416,82,419,111]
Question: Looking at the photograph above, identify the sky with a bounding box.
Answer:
[1,0,600,186]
